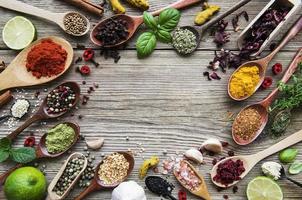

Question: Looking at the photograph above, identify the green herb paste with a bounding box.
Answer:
[46,123,75,154]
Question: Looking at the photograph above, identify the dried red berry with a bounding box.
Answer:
[24,136,35,147]
[79,65,91,75]
[261,77,273,89]
[178,190,187,200]
[272,63,282,75]
[83,48,94,61]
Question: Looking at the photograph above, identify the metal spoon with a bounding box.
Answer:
[228,16,302,101]
[280,165,302,188]
[0,99,31,122]
[0,0,90,37]
[6,81,81,141]
[74,152,134,200]
[90,0,202,48]
[232,48,302,145]
[145,176,177,200]
[211,129,302,188]
[0,121,80,185]
[176,0,252,55]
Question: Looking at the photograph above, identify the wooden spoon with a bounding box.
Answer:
[0,36,73,108]
[211,128,302,188]
[232,48,302,145]
[74,152,134,200]
[228,16,302,101]
[0,0,90,36]
[90,0,202,48]
[0,121,80,185]
[177,0,252,55]
[47,152,88,200]
[6,81,81,141]
[174,160,211,200]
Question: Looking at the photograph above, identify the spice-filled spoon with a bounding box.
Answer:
[6,81,80,141]
[232,48,302,145]
[228,16,302,101]
[211,128,302,188]
[0,0,90,36]
[280,166,302,188]
[0,36,73,108]
[74,152,134,200]
[176,0,252,55]
[0,122,80,185]
[145,176,177,200]
[90,0,202,48]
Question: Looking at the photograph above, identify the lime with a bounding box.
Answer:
[4,166,47,200]
[247,176,283,200]
[2,16,36,50]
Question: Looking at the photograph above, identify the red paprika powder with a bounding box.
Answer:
[26,39,67,79]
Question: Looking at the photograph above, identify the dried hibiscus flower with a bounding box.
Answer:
[213,20,230,47]
[232,11,249,32]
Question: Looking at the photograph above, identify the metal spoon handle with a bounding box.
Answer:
[201,0,252,32]
[165,194,178,200]
[0,115,11,122]
[286,177,302,188]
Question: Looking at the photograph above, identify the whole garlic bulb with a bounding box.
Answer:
[184,148,203,164]
[111,181,146,200]
[201,138,223,153]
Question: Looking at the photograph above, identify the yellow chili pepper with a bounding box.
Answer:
[109,0,126,14]
[139,156,159,179]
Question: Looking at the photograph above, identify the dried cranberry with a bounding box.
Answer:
[212,158,218,165]
[79,65,91,75]
[223,194,229,199]
[261,77,273,89]
[272,63,282,75]
[83,48,94,61]
[233,186,238,193]
[228,151,235,156]
[24,136,35,147]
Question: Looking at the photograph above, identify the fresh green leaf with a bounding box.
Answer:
[158,8,180,31]
[155,28,172,43]
[0,137,11,151]
[10,147,36,163]
[143,11,157,31]
[289,161,302,175]
[136,32,157,58]
[0,150,10,162]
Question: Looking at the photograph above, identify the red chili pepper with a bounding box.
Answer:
[83,48,94,61]
[79,65,91,75]
[24,136,35,147]
[178,190,187,200]
[262,77,273,89]
[272,63,282,75]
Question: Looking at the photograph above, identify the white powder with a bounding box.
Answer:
[11,99,30,118]
[111,181,146,200]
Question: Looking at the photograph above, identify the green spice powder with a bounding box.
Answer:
[46,123,75,154]
[172,27,197,55]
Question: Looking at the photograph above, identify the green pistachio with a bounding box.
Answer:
[279,148,298,163]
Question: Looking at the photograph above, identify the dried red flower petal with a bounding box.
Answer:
[79,65,91,75]
[210,72,221,80]
[272,63,283,75]
[83,48,94,61]
[24,136,35,147]
[178,190,187,200]
[261,77,273,89]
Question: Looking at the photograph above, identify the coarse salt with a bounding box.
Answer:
[11,99,30,118]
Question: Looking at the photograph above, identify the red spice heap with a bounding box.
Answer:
[26,39,67,78]
[213,159,245,186]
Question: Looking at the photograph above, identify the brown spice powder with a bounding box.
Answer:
[233,108,261,140]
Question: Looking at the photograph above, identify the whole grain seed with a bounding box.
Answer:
[63,13,88,35]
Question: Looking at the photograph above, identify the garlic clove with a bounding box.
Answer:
[201,138,223,153]
[85,138,104,150]
[184,148,203,164]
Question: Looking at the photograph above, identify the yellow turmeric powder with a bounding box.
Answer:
[194,3,220,25]
[230,66,260,99]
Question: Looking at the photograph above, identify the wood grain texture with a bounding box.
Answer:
[0,0,301,199]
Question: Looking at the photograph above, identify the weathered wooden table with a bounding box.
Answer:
[0,0,302,199]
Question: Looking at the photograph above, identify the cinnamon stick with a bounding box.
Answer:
[60,0,104,17]
[0,91,13,108]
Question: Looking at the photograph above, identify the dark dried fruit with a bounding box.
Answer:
[24,136,35,147]
[262,77,273,89]
[272,63,283,75]
[79,65,91,75]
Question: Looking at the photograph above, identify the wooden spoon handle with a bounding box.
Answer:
[150,0,202,16]
[256,129,302,160]
[0,164,23,185]
[7,114,44,141]
[74,181,100,200]
[261,48,302,108]
[0,0,57,22]
[0,90,12,108]
[265,16,302,63]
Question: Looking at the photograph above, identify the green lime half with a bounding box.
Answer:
[2,16,36,50]
[247,176,283,200]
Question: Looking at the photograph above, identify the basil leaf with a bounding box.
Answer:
[0,150,10,162]
[143,11,157,31]
[136,32,157,58]
[158,8,180,32]
[0,137,11,151]
[289,161,302,175]
[155,28,172,43]
[10,147,36,164]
